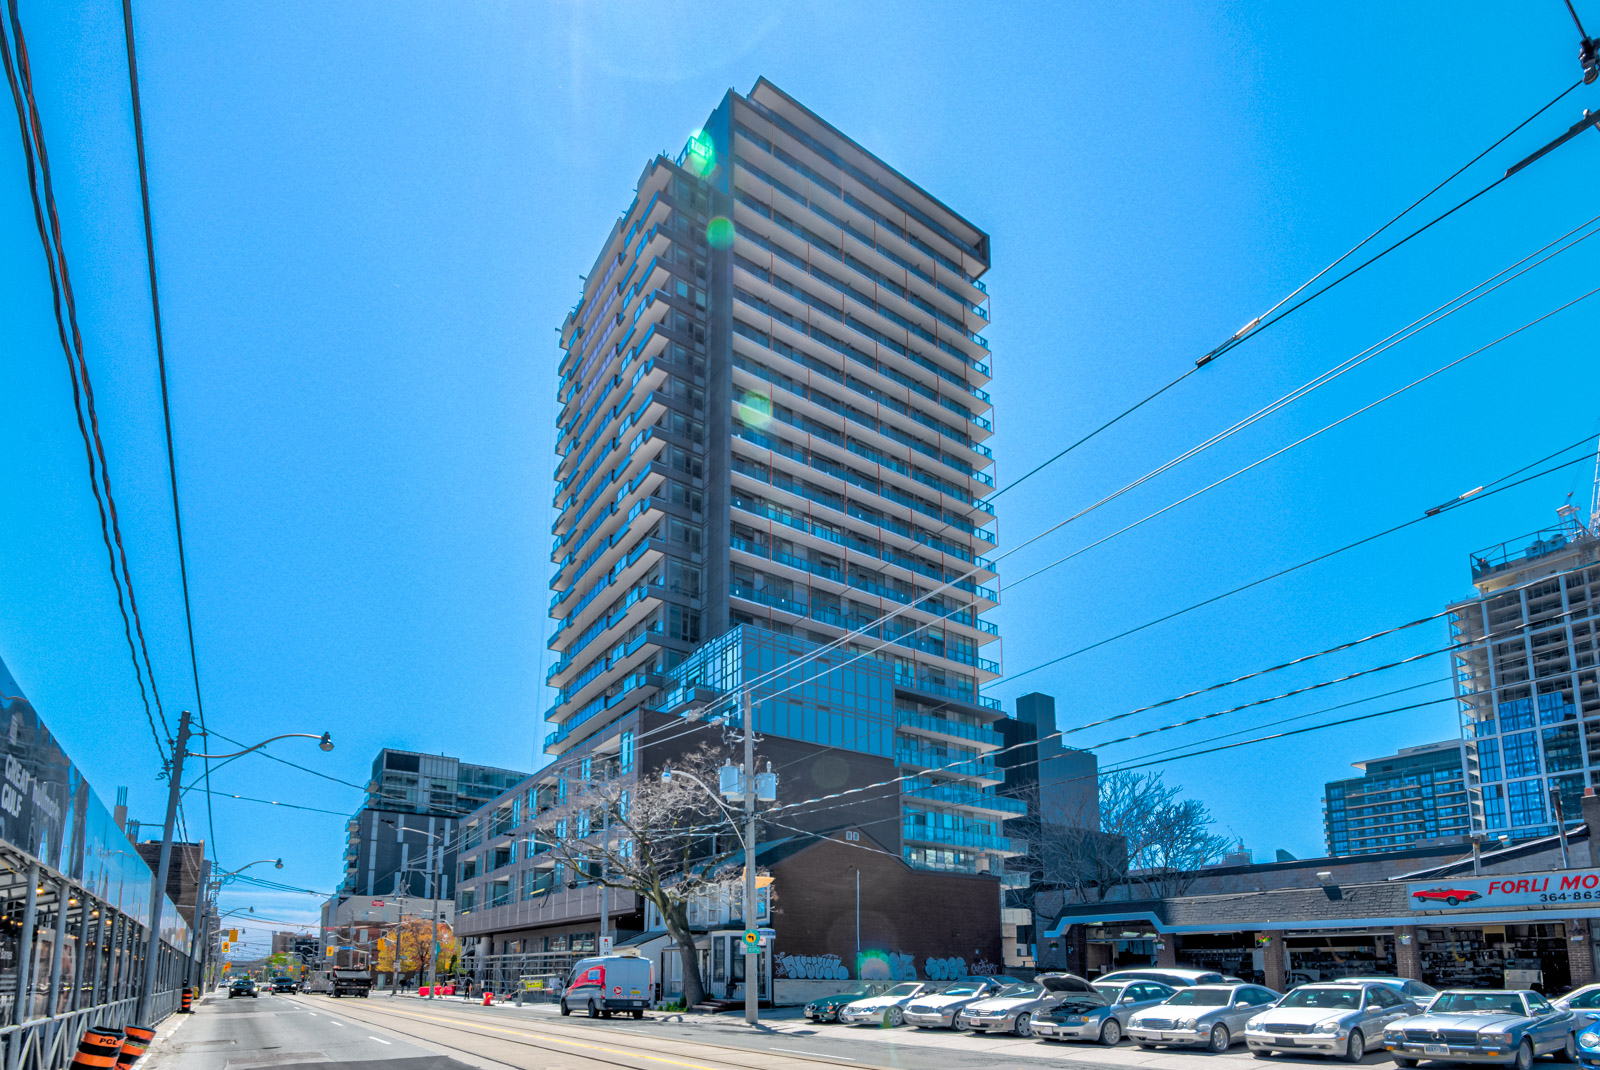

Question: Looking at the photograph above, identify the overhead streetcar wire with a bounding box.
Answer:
[0,1,169,765]
[119,0,221,857]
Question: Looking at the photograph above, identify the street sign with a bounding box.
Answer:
[228,929,238,942]
[742,930,760,954]
[599,936,613,955]
[1407,870,1600,911]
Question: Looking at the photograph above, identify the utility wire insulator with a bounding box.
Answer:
[1505,109,1600,176]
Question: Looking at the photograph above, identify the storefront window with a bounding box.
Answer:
[1419,924,1569,992]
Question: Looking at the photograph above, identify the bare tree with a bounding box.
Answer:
[531,743,747,1008]
[1030,770,1229,903]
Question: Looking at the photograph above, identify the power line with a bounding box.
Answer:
[120,0,219,859]
[763,564,1584,822]
[994,79,1584,501]
[711,219,1600,728]
[998,439,1600,686]
[1,0,169,766]
[1194,78,1585,369]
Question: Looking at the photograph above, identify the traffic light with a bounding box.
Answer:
[221,941,231,953]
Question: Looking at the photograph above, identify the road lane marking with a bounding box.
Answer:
[337,1007,729,1070]
[330,1020,345,1027]
[368,1037,391,1045]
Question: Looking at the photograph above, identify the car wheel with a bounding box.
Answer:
[1514,1039,1535,1070]
[1101,1019,1123,1045]
[1343,1030,1365,1062]
[1446,896,1460,906]
[588,1001,600,1018]
[952,1015,969,1032]
[1210,1024,1231,1054]
[1562,1034,1580,1063]
[560,1000,571,1016]
[1014,1013,1033,1038]
[633,1009,644,1020]
[885,1007,904,1027]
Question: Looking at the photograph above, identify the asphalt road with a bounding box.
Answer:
[142,990,480,1070]
[144,990,1436,1070]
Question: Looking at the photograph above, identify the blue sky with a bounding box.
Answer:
[1,2,1597,952]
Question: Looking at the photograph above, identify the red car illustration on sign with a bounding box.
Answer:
[1411,887,1482,906]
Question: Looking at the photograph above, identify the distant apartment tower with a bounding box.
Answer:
[1452,507,1600,840]
[337,748,529,900]
[455,80,1011,969]
[994,692,1099,969]
[1323,740,1470,856]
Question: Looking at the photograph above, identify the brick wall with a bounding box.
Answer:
[769,831,1002,979]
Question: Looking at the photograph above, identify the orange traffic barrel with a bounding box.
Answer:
[482,990,493,1005]
[70,1028,123,1070]
[117,1024,155,1068]
[179,987,193,1012]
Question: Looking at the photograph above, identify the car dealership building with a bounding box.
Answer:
[1038,796,1600,995]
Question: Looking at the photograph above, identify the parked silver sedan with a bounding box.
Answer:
[1381,989,1578,1070]
[837,981,936,1027]
[958,973,1098,1038]
[1128,982,1281,1052]
[1245,981,1420,1060]
[904,978,1008,1030]
[1035,979,1176,1045]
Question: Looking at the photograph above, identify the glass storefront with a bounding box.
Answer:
[1417,924,1571,993]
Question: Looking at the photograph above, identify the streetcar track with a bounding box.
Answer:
[292,993,895,1070]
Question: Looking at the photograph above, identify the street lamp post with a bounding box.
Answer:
[381,818,450,998]
[660,692,772,1027]
[136,712,330,1021]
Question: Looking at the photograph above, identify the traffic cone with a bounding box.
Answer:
[180,988,193,1013]
[117,1024,156,1068]
[69,1028,122,1069]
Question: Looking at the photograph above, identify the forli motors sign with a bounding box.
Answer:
[1407,870,1600,911]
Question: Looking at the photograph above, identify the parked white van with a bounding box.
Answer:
[559,952,654,1018]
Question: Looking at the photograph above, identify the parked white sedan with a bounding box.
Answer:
[1127,983,1280,1052]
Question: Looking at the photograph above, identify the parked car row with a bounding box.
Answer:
[803,967,1600,1067]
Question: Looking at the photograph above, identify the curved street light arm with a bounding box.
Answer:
[659,767,748,852]
[189,732,333,760]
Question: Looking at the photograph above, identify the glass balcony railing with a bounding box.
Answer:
[895,711,1003,748]
[901,823,1014,853]
[902,778,1026,814]
[894,743,997,778]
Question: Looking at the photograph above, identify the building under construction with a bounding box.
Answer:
[1453,500,1600,840]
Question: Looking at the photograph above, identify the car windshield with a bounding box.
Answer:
[1431,993,1525,1015]
[1094,983,1128,1000]
[887,983,921,997]
[1168,989,1230,1006]
[998,984,1044,999]
[942,984,982,996]
[1281,988,1360,1009]
[840,984,875,996]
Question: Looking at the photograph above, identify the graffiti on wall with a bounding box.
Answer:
[857,949,916,981]
[924,956,967,980]
[777,953,850,980]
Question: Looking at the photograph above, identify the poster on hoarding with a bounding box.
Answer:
[1407,870,1600,910]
